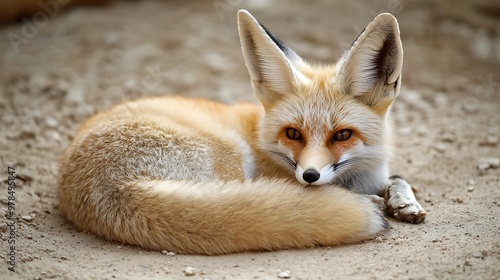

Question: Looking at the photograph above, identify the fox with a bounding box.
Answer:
[58,10,426,255]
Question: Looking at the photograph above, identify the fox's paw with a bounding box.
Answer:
[384,175,426,224]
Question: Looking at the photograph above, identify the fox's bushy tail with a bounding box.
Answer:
[59,178,387,255]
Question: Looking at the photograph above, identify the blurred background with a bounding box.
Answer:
[1,0,498,107]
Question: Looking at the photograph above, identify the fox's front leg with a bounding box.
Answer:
[383,175,426,223]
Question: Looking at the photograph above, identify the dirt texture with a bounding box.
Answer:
[0,0,499,279]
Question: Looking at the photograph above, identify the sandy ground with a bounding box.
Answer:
[0,0,499,279]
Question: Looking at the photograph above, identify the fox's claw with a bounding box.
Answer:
[384,176,426,224]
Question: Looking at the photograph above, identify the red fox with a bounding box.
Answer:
[58,10,425,255]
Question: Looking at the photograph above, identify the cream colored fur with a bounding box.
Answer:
[58,10,425,255]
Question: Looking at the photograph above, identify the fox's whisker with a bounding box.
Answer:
[268,150,297,170]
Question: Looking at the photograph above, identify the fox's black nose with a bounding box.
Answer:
[303,169,320,184]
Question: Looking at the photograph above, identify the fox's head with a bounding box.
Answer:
[238,10,403,191]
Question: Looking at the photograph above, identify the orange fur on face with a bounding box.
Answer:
[327,130,362,164]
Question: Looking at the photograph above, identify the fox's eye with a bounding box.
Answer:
[285,128,302,141]
[333,129,352,141]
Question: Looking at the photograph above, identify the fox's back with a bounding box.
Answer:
[60,97,262,192]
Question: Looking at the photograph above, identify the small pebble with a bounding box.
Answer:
[435,143,447,153]
[184,267,196,276]
[489,158,500,168]
[373,236,383,243]
[45,117,58,128]
[416,125,428,135]
[22,215,33,222]
[477,162,490,172]
[485,135,498,146]
[467,186,474,192]
[441,133,455,143]
[20,256,33,262]
[464,261,472,266]
[472,251,484,258]
[166,251,176,256]
[17,172,33,182]
[478,158,500,172]
[277,270,291,279]
[467,179,475,186]
[0,223,7,232]
[452,197,464,203]
[65,86,85,104]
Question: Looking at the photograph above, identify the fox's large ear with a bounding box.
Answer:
[336,13,403,112]
[238,10,308,108]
